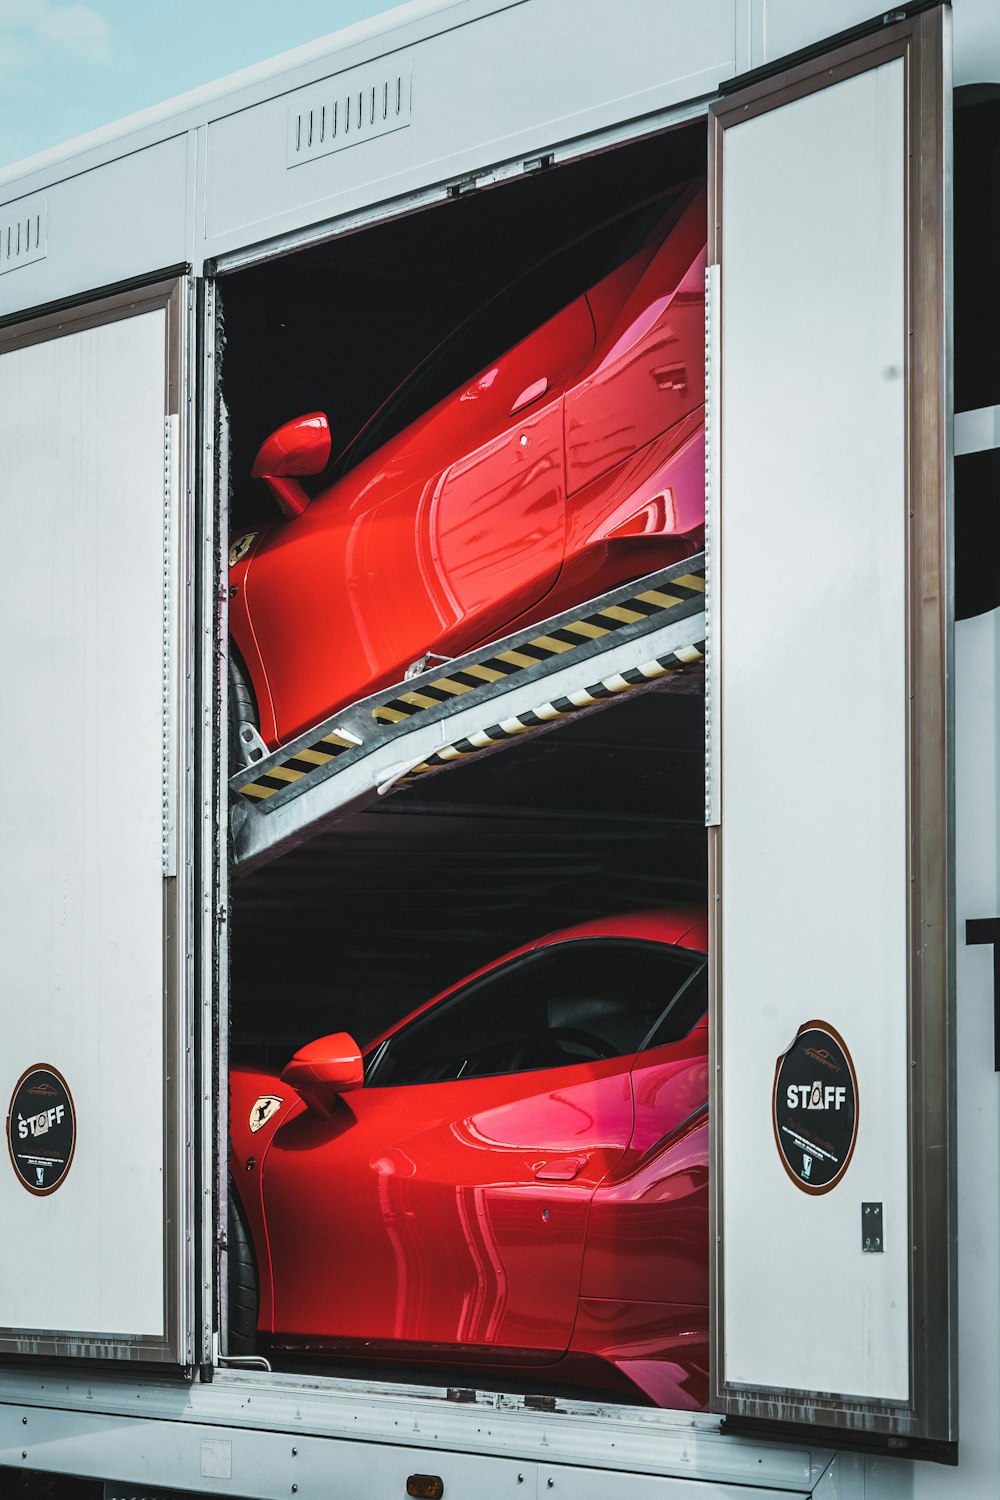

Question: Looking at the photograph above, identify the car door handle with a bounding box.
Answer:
[533,1156,586,1181]
[510,377,549,415]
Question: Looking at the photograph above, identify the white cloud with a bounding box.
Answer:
[0,0,112,81]
[0,31,44,92]
[35,3,111,62]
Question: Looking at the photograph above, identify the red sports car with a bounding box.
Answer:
[229,186,707,753]
[229,908,709,1408]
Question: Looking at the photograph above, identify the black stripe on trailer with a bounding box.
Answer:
[371,567,706,726]
[398,641,706,783]
[237,730,356,801]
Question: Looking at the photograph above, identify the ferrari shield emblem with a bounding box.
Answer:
[249,1095,283,1133]
[229,532,258,567]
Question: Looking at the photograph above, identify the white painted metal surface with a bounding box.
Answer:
[0,137,188,318]
[0,0,991,320]
[751,0,997,88]
[951,0,1000,84]
[285,58,413,168]
[954,403,1000,456]
[0,311,169,1339]
[0,1369,834,1497]
[717,60,909,1397]
[904,608,1000,1498]
[0,0,744,314]
[751,0,875,63]
[0,195,47,277]
[203,0,737,257]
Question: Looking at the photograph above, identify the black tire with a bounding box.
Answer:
[228,646,259,771]
[227,1185,259,1355]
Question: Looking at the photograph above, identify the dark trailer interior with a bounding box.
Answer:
[218,119,708,1401]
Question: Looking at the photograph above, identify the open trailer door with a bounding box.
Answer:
[708,4,955,1456]
[0,279,195,1364]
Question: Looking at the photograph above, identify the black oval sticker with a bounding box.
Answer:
[7,1065,77,1196]
[772,1021,858,1195]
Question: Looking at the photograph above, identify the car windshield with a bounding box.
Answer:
[366,936,706,1087]
[331,190,687,480]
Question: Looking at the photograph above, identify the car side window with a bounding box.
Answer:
[642,960,708,1049]
[367,938,705,1087]
[335,194,680,478]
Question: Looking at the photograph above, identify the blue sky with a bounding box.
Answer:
[0,1,399,168]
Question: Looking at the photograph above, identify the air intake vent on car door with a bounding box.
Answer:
[287,61,412,168]
[0,198,47,275]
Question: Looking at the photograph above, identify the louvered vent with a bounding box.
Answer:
[287,61,412,168]
[0,198,47,275]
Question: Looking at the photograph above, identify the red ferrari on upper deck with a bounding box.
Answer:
[229,186,707,752]
[229,908,709,1408]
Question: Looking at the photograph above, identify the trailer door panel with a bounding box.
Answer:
[709,8,953,1446]
[0,282,192,1363]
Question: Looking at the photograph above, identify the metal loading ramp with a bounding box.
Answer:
[230,552,706,873]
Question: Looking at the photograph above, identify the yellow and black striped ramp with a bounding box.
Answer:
[397,639,705,783]
[372,570,706,726]
[232,556,705,812]
[236,728,359,802]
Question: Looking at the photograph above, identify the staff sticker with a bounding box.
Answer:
[772,1021,858,1195]
[6,1065,76,1196]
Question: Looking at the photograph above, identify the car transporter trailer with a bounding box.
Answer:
[1,1,1000,1497]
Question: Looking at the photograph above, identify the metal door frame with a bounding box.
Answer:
[707,4,954,1449]
[0,276,198,1365]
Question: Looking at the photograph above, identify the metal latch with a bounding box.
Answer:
[862,1201,884,1252]
[236,720,269,767]
[405,651,452,680]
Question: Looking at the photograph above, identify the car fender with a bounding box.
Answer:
[579,1104,709,1307]
[229,527,280,748]
[230,1066,306,1331]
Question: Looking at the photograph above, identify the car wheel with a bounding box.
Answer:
[229,647,266,771]
[227,1184,259,1355]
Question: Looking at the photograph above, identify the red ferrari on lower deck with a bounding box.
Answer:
[229,908,709,1408]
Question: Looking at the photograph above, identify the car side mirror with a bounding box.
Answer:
[251,412,331,519]
[280,1032,364,1117]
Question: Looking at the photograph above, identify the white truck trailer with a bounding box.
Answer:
[0,1,998,1495]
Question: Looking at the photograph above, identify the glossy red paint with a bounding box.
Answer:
[229,1065,305,1331]
[231,187,707,750]
[281,1031,365,1116]
[230,908,709,1405]
[566,192,707,494]
[566,1299,709,1411]
[251,412,332,520]
[582,1108,709,1306]
[264,1055,635,1359]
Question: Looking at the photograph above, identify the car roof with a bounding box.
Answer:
[534,906,706,951]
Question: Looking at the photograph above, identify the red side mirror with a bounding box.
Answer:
[251,412,331,518]
[280,1032,364,1117]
